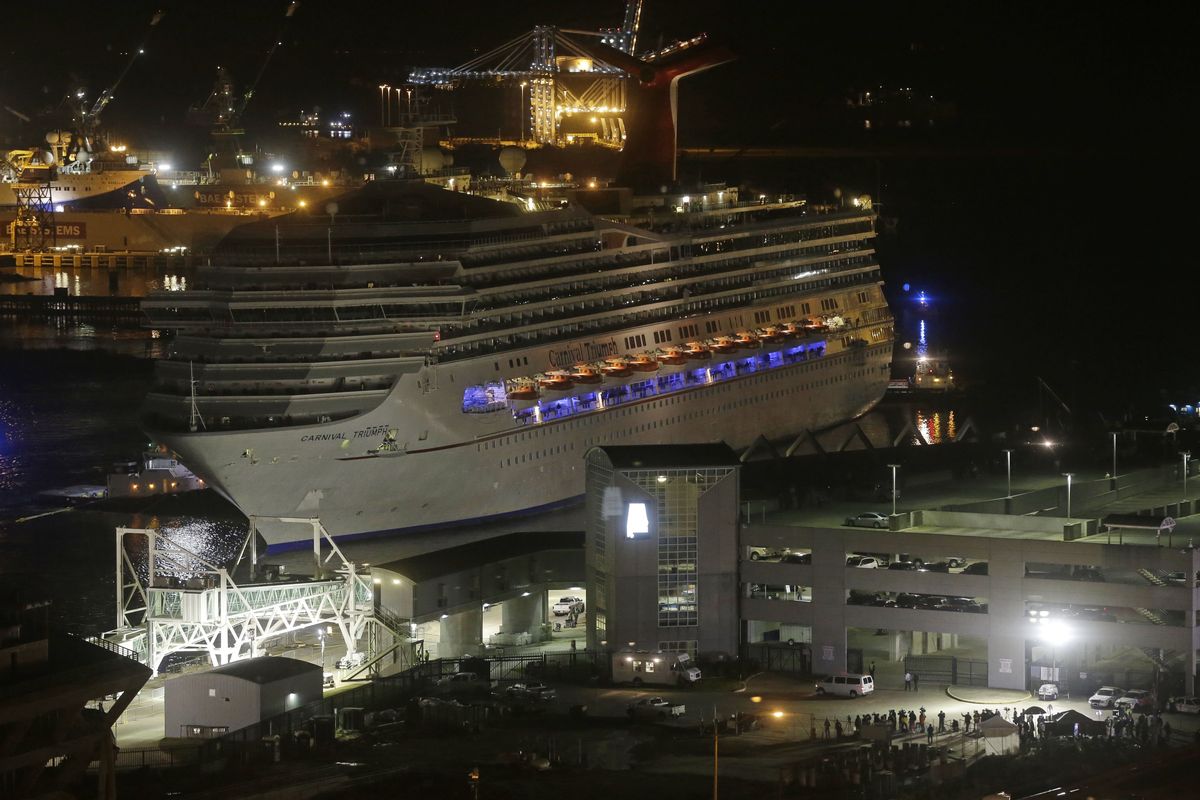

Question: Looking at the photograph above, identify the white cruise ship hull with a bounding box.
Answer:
[157,337,891,550]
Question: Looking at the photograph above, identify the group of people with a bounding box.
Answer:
[1107,708,1172,745]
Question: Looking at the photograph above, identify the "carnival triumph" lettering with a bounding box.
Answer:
[547,339,619,369]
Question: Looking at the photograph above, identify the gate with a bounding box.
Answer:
[746,642,812,675]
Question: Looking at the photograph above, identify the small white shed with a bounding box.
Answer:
[164,656,322,738]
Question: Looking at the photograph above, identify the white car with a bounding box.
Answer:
[505,682,556,702]
[1114,689,1156,713]
[1167,696,1200,714]
[845,512,889,529]
[1037,683,1058,701]
[846,555,881,568]
[552,596,585,616]
[1088,686,1124,709]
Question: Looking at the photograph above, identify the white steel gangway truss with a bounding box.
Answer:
[101,517,418,678]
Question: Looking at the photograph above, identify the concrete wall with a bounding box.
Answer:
[741,519,1198,691]
[407,548,583,623]
[501,592,544,635]
[164,674,261,738]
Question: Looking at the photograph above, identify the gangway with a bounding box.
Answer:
[102,517,411,676]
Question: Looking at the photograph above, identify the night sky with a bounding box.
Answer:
[1,1,1191,151]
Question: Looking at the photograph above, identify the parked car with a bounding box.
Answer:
[1088,686,1125,709]
[814,674,875,698]
[961,561,989,575]
[748,546,784,561]
[505,682,556,702]
[436,672,489,694]
[935,597,981,613]
[1114,689,1156,713]
[922,561,952,573]
[946,557,967,569]
[1167,696,1200,713]
[552,596,585,616]
[846,555,881,568]
[627,697,686,719]
[887,561,920,571]
[780,552,812,564]
[322,672,336,689]
[845,511,889,529]
[1037,683,1059,701]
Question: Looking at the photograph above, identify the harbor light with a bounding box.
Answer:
[270,163,285,173]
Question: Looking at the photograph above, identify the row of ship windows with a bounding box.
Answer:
[478,353,883,466]
[441,268,880,359]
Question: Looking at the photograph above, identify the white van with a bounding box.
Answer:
[815,674,874,698]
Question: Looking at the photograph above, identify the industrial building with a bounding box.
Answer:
[163,656,322,738]
[584,444,741,659]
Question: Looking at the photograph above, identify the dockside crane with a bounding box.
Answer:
[62,9,164,166]
[197,1,298,168]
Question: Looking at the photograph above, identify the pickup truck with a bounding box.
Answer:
[627,696,686,720]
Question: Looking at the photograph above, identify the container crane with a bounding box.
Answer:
[62,9,164,165]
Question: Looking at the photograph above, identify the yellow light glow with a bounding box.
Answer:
[298,200,307,207]
[772,710,784,718]
[258,199,267,207]
[750,696,762,703]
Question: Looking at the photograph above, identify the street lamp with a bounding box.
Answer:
[1062,473,1074,519]
[317,627,326,671]
[378,84,388,126]
[1002,449,1013,498]
[1110,432,1118,482]
[887,464,900,516]
[1182,451,1191,501]
[519,81,528,143]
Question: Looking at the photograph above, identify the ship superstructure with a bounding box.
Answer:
[141,183,894,548]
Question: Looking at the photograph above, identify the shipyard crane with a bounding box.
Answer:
[63,9,164,163]
[407,1,645,146]
[199,1,299,164]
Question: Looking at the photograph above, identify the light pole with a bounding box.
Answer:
[1111,432,1118,482]
[1182,451,1191,501]
[405,86,413,120]
[318,627,326,671]
[382,84,391,126]
[1002,449,1013,498]
[1062,473,1074,519]
[519,81,528,143]
[378,84,388,126]
[887,464,900,516]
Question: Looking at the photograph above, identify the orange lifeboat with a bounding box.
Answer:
[733,331,762,348]
[779,322,801,338]
[710,337,737,354]
[658,349,687,366]
[683,341,712,359]
[628,353,660,372]
[757,327,784,343]
[507,382,539,401]
[601,358,632,378]
[538,372,575,392]
[570,364,603,384]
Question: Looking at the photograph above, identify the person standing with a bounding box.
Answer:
[926,723,934,745]
[912,672,919,692]
[904,671,912,691]
[938,709,946,732]
[824,718,831,739]
[869,661,876,680]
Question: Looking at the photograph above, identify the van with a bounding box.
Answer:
[815,673,874,698]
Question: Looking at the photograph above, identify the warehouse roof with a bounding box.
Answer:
[588,443,740,470]
[209,656,320,684]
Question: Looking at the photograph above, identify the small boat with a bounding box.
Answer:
[757,327,784,343]
[710,337,737,353]
[683,341,712,359]
[658,349,687,366]
[628,354,660,372]
[507,382,540,401]
[538,373,575,391]
[601,358,632,378]
[779,322,802,338]
[733,331,762,348]
[570,364,603,384]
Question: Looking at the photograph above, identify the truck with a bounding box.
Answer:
[627,696,686,720]
[612,650,701,687]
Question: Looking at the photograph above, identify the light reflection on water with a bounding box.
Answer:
[0,264,197,298]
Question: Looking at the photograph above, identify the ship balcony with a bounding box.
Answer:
[152,376,396,398]
[156,356,421,383]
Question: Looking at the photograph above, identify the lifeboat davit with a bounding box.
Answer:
[570,364,603,384]
[628,354,660,372]
[683,341,712,359]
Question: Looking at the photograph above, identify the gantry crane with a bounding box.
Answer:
[407,1,645,146]
[60,9,164,169]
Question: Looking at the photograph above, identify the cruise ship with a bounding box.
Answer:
[141,182,895,549]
